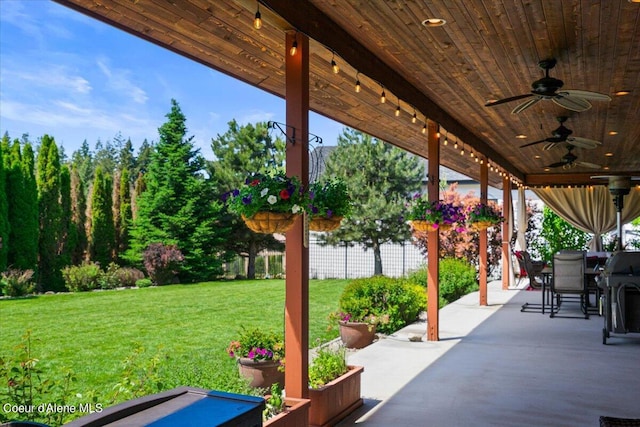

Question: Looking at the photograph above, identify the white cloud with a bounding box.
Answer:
[96,57,148,104]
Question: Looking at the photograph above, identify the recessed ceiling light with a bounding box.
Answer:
[534,155,541,159]
[544,168,550,172]
[605,152,614,157]
[603,166,610,170]
[422,18,446,27]
[615,90,631,96]
[515,134,527,139]
[609,131,618,136]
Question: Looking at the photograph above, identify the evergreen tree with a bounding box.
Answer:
[0,142,9,271]
[134,139,153,177]
[118,168,132,258]
[71,140,94,194]
[322,128,424,275]
[207,120,286,279]
[89,166,115,267]
[6,140,38,271]
[58,165,76,269]
[70,165,88,264]
[118,138,137,176]
[37,135,64,291]
[125,99,231,281]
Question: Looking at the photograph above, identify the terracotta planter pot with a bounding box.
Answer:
[339,321,376,349]
[237,358,284,389]
[264,397,311,427]
[308,365,364,427]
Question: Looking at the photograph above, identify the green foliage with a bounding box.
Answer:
[530,206,590,263]
[466,201,503,225]
[61,261,103,292]
[0,144,8,271]
[37,135,64,291]
[226,327,285,362]
[126,99,231,281]
[225,171,305,217]
[263,383,286,421]
[407,258,478,307]
[308,346,348,389]
[117,168,132,257]
[0,331,78,425]
[0,268,35,297]
[59,164,76,269]
[321,129,424,275]
[135,278,154,288]
[110,345,164,404]
[307,178,352,218]
[70,165,88,264]
[90,166,115,267]
[406,196,466,227]
[338,275,426,334]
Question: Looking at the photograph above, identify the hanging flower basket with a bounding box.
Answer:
[467,220,495,231]
[309,216,343,232]
[409,220,451,233]
[465,202,503,232]
[406,195,465,234]
[242,212,297,234]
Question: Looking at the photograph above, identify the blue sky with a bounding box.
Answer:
[0,0,344,159]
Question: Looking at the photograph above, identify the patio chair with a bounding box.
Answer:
[550,251,589,319]
[520,251,545,290]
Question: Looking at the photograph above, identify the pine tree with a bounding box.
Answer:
[126,99,231,281]
[322,128,424,275]
[0,142,9,271]
[207,120,286,279]
[89,166,115,267]
[70,165,88,264]
[58,165,76,269]
[118,168,132,258]
[37,135,64,291]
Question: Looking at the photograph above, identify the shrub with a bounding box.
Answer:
[135,278,154,288]
[408,258,478,307]
[115,267,145,287]
[143,243,184,285]
[0,269,35,297]
[338,276,426,335]
[99,262,121,289]
[308,346,348,389]
[61,262,103,292]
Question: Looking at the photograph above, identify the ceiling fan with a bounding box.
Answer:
[485,59,611,114]
[520,116,602,150]
[548,145,601,170]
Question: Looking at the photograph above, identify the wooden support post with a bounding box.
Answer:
[479,161,488,306]
[284,31,309,399]
[501,176,512,290]
[426,120,440,341]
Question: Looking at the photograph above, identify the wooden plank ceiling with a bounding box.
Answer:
[54,0,640,189]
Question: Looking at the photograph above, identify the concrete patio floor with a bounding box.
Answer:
[338,281,640,427]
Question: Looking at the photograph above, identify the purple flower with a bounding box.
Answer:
[242,195,252,205]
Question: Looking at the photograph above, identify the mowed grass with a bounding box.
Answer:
[0,279,347,396]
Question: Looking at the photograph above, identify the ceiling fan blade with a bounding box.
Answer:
[512,97,542,114]
[519,138,548,148]
[543,142,560,151]
[552,95,592,112]
[560,89,612,101]
[567,136,602,149]
[484,93,533,107]
[575,161,601,169]
[548,161,568,168]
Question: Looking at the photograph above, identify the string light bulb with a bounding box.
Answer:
[331,52,339,74]
[289,38,298,56]
[454,140,458,149]
[395,103,401,117]
[444,132,448,145]
[412,111,417,123]
[253,3,262,29]
[380,88,386,103]
[422,123,427,134]
[355,72,361,93]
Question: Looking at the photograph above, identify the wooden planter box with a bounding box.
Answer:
[264,397,311,427]
[308,365,364,427]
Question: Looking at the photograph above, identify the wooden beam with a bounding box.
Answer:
[501,179,512,290]
[426,120,440,342]
[284,31,309,400]
[478,162,488,306]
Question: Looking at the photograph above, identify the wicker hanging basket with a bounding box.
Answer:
[467,221,495,231]
[309,216,343,232]
[242,212,297,234]
[410,220,451,233]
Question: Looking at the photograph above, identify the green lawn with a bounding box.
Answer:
[0,279,347,401]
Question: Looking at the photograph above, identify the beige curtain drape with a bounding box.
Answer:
[516,187,527,251]
[532,186,640,251]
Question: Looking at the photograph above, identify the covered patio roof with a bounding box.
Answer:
[54,0,640,189]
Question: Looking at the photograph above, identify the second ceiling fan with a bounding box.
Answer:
[484,59,611,114]
[519,116,602,150]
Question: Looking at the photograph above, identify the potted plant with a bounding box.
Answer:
[329,311,387,349]
[227,327,285,389]
[225,171,305,234]
[308,346,364,427]
[263,383,311,427]
[406,194,466,232]
[307,178,352,232]
[466,201,503,231]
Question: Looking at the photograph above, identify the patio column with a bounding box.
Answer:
[426,119,440,341]
[284,31,309,399]
[479,161,488,306]
[501,176,512,290]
